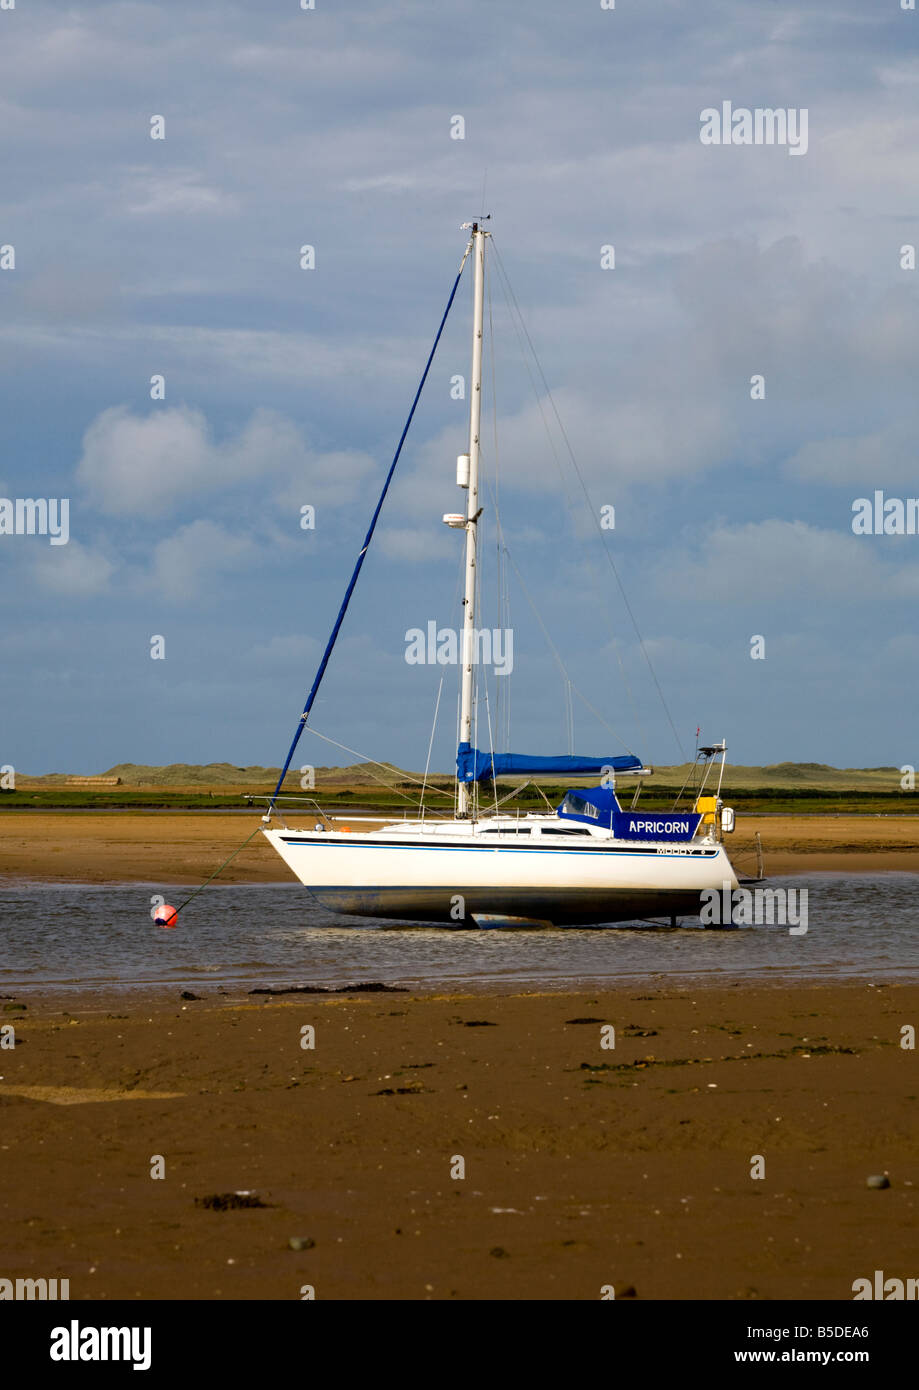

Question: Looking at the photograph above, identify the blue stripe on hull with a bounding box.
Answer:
[280,836,720,861]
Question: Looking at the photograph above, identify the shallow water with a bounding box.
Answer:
[2,872,918,994]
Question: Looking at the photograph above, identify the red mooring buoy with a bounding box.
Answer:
[154,904,178,929]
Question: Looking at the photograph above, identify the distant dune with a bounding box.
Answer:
[18,761,405,787]
[15,759,903,791]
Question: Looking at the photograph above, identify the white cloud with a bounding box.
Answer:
[785,425,917,487]
[822,115,919,194]
[0,322,420,397]
[78,405,220,516]
[265,440,378,512]
[123,168,238,217]
[76,405,377,518]
[395,380,732,529]
[658,519,919,602]
[150,519,253,601]
[340,173,420,194]
[378,525,451,563]
[30,540,114,597]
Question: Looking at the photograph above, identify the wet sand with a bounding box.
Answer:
[0,982,915,1300]
[1,812,918,885]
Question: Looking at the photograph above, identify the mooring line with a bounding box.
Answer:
[172,823,266,916]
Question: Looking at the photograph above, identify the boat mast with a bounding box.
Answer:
[457,221,486,819]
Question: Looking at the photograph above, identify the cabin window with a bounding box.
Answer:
[559,794,599,819]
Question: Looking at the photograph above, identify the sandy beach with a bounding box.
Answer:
[3,814,916,1301]
[0,982,915,1300]
[1,811,918,885]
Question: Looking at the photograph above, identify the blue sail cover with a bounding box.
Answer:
[456,742,643,783]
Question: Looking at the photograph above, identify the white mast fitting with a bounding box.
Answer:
[456,221,487,818]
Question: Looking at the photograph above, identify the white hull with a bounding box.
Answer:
[263,817,739,926]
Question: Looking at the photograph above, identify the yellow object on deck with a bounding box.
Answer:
[695,795,718,825]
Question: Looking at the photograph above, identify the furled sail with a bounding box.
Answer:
[456,743,643,783]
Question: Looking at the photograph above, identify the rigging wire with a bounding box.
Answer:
[563,680,569,755]
[268,240,472,814]
[480,239,637,761]
[484,503,638,755]
[485,251,512,757]
[419,675,444,820]
[486,246,646,748]
[445,528,469,808]
[481,667,502,821]
[303,725,453,804]
[490,238,686,762]
[453,686,462,819]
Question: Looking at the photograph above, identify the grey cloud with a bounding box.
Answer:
[659,518,919,602]
[76,404,378,517]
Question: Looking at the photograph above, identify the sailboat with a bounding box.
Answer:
[262,221,740,926]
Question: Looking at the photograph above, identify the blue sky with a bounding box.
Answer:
[2,0,918,778]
